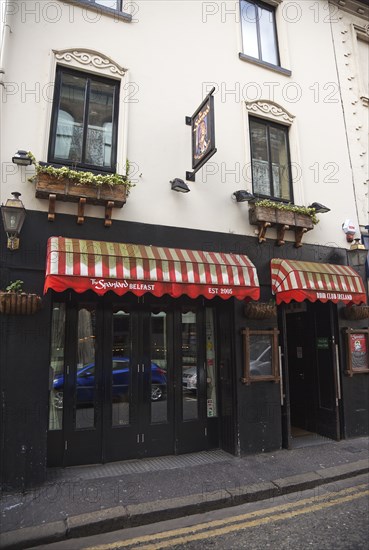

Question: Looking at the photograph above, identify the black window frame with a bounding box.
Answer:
[48,66,120,173]
[72,0,132,21]
[249,116,293,203]
[240,0,281,67]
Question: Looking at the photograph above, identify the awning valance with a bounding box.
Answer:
[45,237,260,301]
[271,258,366,305]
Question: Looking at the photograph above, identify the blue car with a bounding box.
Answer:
[52,357,167,410]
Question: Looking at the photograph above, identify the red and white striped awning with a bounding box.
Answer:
[45,237,260,301]
[271,258,366,305]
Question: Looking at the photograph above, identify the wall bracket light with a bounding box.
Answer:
[232,190,255,203]
[12,150,32,166]
[347,238,368,268]
[308,202,330,213]
[1,192,27,250]
[170,178,190,193]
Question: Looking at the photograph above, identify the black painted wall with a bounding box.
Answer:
[1,209,368,490]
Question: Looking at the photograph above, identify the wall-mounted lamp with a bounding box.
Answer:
[1,192,26,250]
[347,238,368,268]
[232,190,255,203]
[308,202,331,213]
[12,150,32,166]
[170,178,190,193]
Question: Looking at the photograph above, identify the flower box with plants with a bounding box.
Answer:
[28,153,134,225]
[0,280,42,315]
[248,199,318,246]
[32,162,131,208]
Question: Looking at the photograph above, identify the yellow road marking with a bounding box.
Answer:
[86,482,368,550]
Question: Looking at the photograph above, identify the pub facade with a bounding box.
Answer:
[0,0,368,490]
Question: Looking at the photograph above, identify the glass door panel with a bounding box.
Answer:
[75,306,96,430]
[182,310,198,421]
[112,310,131,427]
[49,303,66,431]
[150,311,168,424]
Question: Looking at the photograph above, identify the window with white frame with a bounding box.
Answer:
[240,0,280,66]
[48,67,120,172]
[249,116,292,202]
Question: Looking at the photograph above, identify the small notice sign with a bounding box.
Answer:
[317,337,329,350]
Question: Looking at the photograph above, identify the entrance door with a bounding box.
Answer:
[49,301,174,466]
[48,298,217,466]
[284,302,340,444]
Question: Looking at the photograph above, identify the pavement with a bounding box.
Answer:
[0,435,368,549]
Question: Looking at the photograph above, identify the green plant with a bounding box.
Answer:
[28,153,135,191]
[5,280,24,293]
[254,199,319,225]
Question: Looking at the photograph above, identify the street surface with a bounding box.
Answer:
[32,474,368,550]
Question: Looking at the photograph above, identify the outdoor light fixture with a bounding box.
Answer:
[12,150,32,166]
[232,190,256,203]
[347,238,368,268]
[308,202,331,213]
[1,192,27,250]
[170,178,190,193]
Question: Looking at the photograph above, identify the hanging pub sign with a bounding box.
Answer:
[186,87,217,182]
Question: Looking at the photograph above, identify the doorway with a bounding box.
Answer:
[47,295,221,466]
[283,302,340,447]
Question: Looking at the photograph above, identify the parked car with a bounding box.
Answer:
[182,366,197,391]
[52,357,167,410]
[250,345,272,376]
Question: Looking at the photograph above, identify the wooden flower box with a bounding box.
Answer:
[34,171,127,226]
[35,172,127,207]
[0,292,42,315]
[249,205,277,225]
[248,205,314,246]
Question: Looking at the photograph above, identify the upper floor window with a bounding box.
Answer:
[48,67,120,172]
[80,0,124,10]
[240,0,279,66]
[249,116,292,202]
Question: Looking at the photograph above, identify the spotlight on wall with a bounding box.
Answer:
[1,192,27,250]
[12,150,32,166]
[232,190,255,203]
[170,178,190,193]
[308,202,330,213]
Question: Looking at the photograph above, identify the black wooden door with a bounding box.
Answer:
[60,302,175,466]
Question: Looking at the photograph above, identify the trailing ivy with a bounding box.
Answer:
[254,199,319,225]
[28,153,135,191]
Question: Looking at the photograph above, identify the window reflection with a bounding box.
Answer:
[49,304,66,431]
[182,311,198,421]
[206,309,217,418]
[151,312,168,424]
[112,310,131,426]
[75,307,96,429]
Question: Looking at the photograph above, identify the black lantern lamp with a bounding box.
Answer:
[232,190,255,202]
[1,192,27,250]
[12,150,32,166]
[170,178,190,193]
[347,238,368,268]
[308,202,331,213]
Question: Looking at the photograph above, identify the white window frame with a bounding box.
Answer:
[43,48,129,176]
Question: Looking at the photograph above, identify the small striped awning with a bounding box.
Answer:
[45,237,260,301]
[271,258,366,305]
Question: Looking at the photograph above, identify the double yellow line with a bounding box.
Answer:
[87,482,369,550]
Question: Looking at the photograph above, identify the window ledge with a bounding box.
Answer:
[65,0,132,22]
[238,53,291,77]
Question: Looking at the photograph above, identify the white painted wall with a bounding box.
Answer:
[328,0,369,235]
[0,0,363,248]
